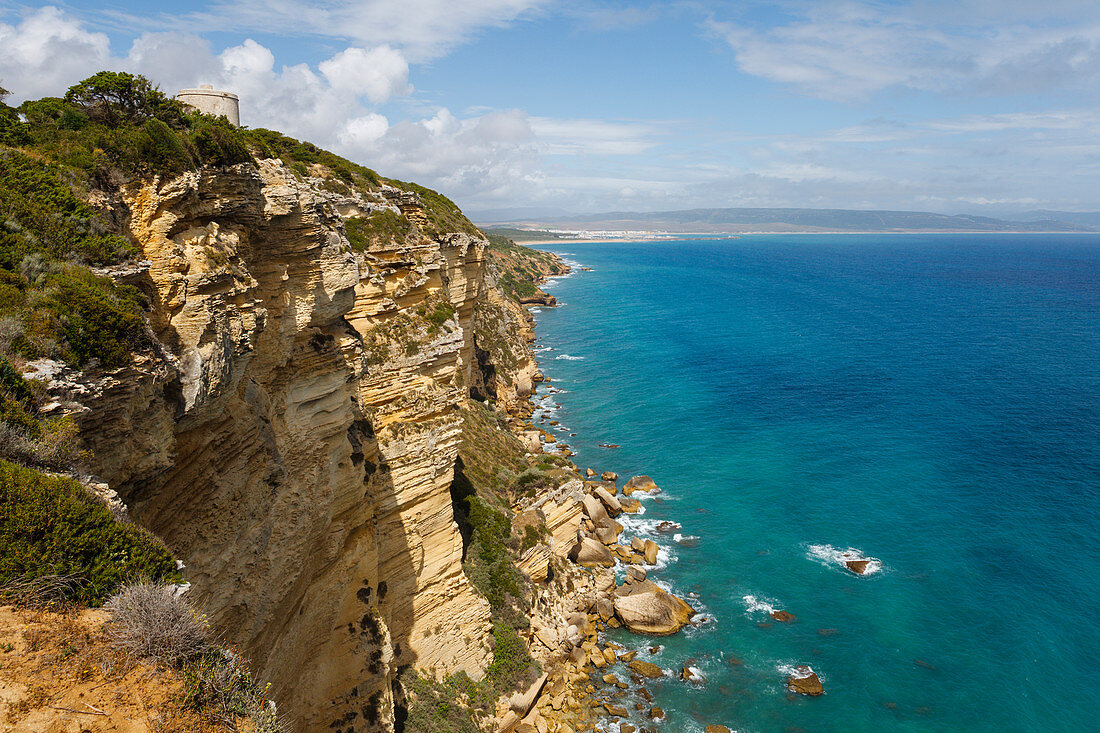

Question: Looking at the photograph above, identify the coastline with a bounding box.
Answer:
[494,251,733,733]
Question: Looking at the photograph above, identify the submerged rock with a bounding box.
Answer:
[628,660,665,679]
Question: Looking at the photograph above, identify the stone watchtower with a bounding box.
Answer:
[175,85,240,127]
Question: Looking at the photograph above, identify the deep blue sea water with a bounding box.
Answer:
[527,234,1100,733]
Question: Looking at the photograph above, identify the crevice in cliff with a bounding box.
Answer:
[449,456,476,562]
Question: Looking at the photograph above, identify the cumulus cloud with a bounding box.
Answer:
[709,1,1100,100]
[0,6,111,100]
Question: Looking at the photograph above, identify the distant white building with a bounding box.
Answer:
[175,85,240,127]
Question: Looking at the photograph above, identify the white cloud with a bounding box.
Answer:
[0,6,111,100]
[530,117,660,156]
[318,46,411,103]
[171,0,548,61]
[709,1,1100,100]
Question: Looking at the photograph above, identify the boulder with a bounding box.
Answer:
[595,525,620,545]
[623,476,659,495]
[627,660,665,679]
[643,540,659,565]
[625,566,647,583]
[509,672,549,715]
[630,537,646,554]
[586,468,596,477]
[787,665,823,696]
[581,494,608,523]
[619,497,642,513]
[649,707,665,720]
[596,597,615,621]
[705,726,731,733]
[594,487,623,517]
[770,610,795,623]
[521,431,543,453]
[601,471,618,482]
[572,537,615,567]
[613,580,694,635]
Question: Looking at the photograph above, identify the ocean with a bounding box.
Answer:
[527,234,1100,732]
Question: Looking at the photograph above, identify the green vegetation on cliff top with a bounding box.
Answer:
[0,459,179,606]
[0,71,480,376]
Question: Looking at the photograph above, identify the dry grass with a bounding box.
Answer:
[103,582,209,668]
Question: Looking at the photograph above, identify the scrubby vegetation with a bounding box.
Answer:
[103,581,285,732]
[484,232,568,303]
[345,209,411,250]
[0,460,179,605]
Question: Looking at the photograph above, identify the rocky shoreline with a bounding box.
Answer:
[489,260,725,733]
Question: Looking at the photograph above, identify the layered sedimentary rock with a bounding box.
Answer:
[67,160,492,731]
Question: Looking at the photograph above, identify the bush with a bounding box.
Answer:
[181,648,285,733]
[0,460,179,604]
[104,582,208,666]
[485,622,539,694]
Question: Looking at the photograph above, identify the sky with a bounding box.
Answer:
[1,1,1099,218]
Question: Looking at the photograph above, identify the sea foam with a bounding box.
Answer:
[807,544,883,575]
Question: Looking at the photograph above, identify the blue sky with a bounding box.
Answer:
[2,1,1099,217]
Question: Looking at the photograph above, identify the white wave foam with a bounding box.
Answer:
[777,662,817,679]
[683,666,706,683]
[530,308,542,313]
[555,354,585,360]
[807,544,883,575]
[742,594,778,616]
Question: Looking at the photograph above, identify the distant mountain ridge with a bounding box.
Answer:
[477,207,1098,233]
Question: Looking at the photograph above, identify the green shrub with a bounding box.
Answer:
[398,668,483,733]
[485,622,539,694]
[12,264,146,367]
[0,460,179,605]
[180,648,284,732]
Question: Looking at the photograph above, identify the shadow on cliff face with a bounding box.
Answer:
[449,456,476,562]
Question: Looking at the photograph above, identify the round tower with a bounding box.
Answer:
[175,84,240,127]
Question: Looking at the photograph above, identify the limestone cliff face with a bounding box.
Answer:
[72,159,492,732]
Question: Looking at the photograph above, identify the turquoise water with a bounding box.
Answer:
[527,234,1100,732]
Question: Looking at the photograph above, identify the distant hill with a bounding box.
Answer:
[1012,210,1100,228]
[477,207,1097,233]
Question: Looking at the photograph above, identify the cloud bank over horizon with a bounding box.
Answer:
[1,1,1098,216]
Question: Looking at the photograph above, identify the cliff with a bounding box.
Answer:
[2,75,690,733]
[41,159,503,731]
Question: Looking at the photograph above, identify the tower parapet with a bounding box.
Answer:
[175,85,240,127]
